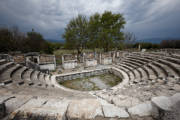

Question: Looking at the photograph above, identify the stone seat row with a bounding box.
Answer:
[0,59,54,88]
[114,54,180,86]
[126,53,179,77]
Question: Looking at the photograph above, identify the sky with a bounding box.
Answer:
[0,0,180,42]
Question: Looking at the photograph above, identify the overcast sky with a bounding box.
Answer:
[0,0,180,41]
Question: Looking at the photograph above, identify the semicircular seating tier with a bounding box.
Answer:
[0,52,180,120]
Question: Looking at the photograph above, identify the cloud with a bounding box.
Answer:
[0,0,180,40]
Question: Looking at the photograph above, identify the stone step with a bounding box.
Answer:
[30,71,44,86]
[158,59,180,77]
[126,58,146,65]
[38,72,45,83]
[0,62,14,73]
[127,56,151,63]
[22,69,33,81]
[153,61,178,78]
[117,64,136,80]
[148,63,167,78]
[12,67,28,81]
[137,67,148,80]
[121,63,142,80]
[122,60,142,68]
[165,56,180,65]
[0,59,6,65]
[141,66,150,79]
[143,65,157,80]
[0,64,21,83]
[113,65,133,81]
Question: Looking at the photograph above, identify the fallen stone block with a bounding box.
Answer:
[67,99,103,119]
[128,101,158,117]
[151,96,173,111]
[10,98,69,120]
[112,95,141,108]
[102,104,129,118]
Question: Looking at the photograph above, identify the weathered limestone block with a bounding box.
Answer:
[63,60,77,69]
[10,98,69,120]
[112,95,141,108]
[67,99,103,119]
[102,104,129,118]
[151,96,173,111]
[5,95,32,114]
[102,58,112,65]
[128,101,158,117]
[85,59,97,67]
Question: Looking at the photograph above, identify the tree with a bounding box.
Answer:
[99,11,126,52]
[0,28,13,52]
[63,15,88,57]
[87,13,101,50]
[26,29,47,52]
[63,11,126,53]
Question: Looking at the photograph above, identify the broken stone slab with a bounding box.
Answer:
[10,98,69,120]
[128,101,159,117]
[4,95,32,114]
[66,99,103,119]
[102,104,129,118]
[151,96,173,111]
[9,97,47,119]
[112,95,141,108]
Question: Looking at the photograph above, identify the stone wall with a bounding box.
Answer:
[101,57,112,65]
[56,68,123,83]
[85,59,97,67]
[63,60,77,69]
[39,63,56,71]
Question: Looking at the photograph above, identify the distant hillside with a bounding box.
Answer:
[46,38,180,44]
[137,37,180,44]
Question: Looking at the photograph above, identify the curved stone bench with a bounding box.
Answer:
[0,59,6,65]
[30,71,45,87]
[115,64,135,80]
[0,62,14,74]
[0,64,21,85]
[143,65,157,80]
[148,62,167,78]
[158,59,180,77]
[12,66,28,85]
[137,67,149,80]
[153,61,176,78]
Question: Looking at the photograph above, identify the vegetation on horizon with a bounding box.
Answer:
[0,11,180,55]
[63,11,126,55]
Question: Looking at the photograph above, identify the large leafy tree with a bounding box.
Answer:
[87,13,101,50]
[63,15,88,56]
[63,11,126,53]
[96,11,126,52]
[0,28,13,52]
